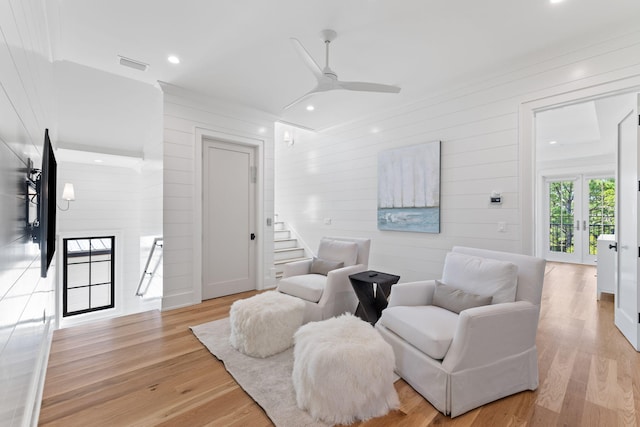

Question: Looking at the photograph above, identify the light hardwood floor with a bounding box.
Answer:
[40,263,640,426]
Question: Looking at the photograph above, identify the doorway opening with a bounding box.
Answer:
[535,92,633,265]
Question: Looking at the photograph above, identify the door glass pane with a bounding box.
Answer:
[588,178,616,255]
[549,181,575,253]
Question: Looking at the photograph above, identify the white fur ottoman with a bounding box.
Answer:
[292,313,399,424]
[229,291,305,358]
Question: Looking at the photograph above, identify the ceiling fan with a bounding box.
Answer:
[284,29,401,110]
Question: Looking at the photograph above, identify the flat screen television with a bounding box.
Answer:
[38,129,57,278]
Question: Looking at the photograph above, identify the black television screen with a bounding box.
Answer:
[39,129,57,278]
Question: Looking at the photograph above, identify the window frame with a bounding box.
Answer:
[62,236,116,317]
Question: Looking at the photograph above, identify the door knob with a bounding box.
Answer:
[609,243,617,251]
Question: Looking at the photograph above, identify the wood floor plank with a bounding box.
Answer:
[586,356,618,410]
[40,263,640,426]
[582,401,619,426]
[556,379,587,426]
[535,346,577,413]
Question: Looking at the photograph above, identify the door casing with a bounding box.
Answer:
[193,127,265,305]
[519,79,640,257]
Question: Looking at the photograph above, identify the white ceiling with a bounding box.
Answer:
[51,0,640,131]
[536,92,636,164]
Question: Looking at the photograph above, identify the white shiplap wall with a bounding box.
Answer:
[162,85,276,310]
[53,60,164,324]
[56,162,161,326]
[275,29,640,283]
[0,0,55,425]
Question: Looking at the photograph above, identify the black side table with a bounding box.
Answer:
[349,270,400,324]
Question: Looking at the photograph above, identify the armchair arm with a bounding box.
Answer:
[442,301,540,372]
[387,280,437,308]
[317,264,367,307]
[320,264,368,300]
[282,259,312,278]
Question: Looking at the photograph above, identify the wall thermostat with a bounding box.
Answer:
[490,191,502,205]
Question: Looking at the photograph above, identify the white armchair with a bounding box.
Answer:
[375,246,546,417]
[277,237,371,324]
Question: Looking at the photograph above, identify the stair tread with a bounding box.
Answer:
[274,247,304,253]
[274,257,311,265]
[274,238,297,242]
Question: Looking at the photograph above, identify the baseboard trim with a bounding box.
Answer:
[162,291,197,311]
[28,318,54,426]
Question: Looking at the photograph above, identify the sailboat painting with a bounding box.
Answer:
[377,141,441,233]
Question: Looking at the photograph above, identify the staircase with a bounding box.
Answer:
[273,217,309,280]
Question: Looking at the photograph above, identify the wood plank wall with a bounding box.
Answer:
[162,86,277,310]
[274,30,640,282]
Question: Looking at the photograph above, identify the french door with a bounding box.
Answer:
[544,175,615,264]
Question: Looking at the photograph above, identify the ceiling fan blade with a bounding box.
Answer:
[283,88,319,111]
[338,81,401,93]
[290,38,323,79]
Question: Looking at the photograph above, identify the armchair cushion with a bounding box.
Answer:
[317,239,358,266]
[310,257,344,276]
[378,306,459,360]
[432,280,493,314]
[277,274,326,303]
[441,252,518,304]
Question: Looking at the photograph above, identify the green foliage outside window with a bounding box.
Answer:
[588,178,615,255]
[549,181,575,253]
[548,178,615,256]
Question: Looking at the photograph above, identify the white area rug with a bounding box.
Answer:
[190,317,330,427]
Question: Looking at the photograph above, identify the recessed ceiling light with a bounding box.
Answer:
[167,55,180,64]
[550,0,564,4]
[306,105,315,111]
[548,140,558,145]
[258,127,267,134]
[94,159,103,163]
[371,127,380,134]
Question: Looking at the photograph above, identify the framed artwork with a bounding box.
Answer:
[377,141,441,233]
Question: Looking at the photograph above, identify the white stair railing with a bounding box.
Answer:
[137,237,163,297]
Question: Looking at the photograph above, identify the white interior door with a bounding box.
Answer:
[614,101,639,350]
[202,139,256,299]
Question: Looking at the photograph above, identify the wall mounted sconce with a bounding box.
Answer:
[58,183,75,211]
[283,130,294,147]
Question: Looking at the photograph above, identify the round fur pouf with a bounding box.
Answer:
[292,313,399,424]
[229,291,305,358]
